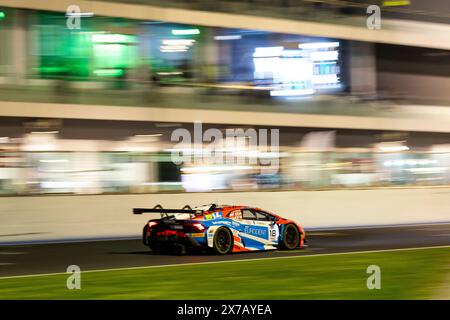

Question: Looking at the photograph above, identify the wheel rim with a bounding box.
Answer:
[215,229,231,253]
[285,225,299,248]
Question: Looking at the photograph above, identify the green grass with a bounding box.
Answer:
[0,247,449,299]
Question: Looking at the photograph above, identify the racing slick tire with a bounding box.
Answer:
[280,224,300,250]
[149,244,161,254]
[212,227,234,255]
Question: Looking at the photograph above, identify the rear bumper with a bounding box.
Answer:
[144,231,204,249]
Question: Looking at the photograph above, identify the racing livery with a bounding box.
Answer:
[133,204,306,254]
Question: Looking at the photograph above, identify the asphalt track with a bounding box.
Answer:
[0,223,450,277]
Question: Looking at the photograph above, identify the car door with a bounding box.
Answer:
[253,210,279,245]
[239,209,278,247]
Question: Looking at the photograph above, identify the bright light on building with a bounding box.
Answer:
[31,131,59,134]
[310,50,339,61]
[253,46,284,58]
[39,159,69,163]
[298,42,340,49]
[311,74,340,84]
[160,49,188,53]
[134,134,162,137]
[254,42,341,96]
[160,45,189,51]
[214,35,242,41]
[181,165,253,173]
[162,39,195,46]
[171,29,200,36]
[379,145,410,152]
[270,89,315,97]
[92,34,131,43]
[160,39,195,53]
[93,69,124,77]
[65,12,94,17]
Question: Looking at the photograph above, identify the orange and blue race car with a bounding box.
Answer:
[133,204,306,254]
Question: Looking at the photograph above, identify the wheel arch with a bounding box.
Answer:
[279,222,302,249]
[206,225,234,248]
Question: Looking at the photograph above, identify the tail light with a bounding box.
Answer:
[183,222,206,233]
[192,223,206,232]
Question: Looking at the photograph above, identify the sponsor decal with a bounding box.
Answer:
[269,226,279,241]
[205,212,222,220]
[212,220,231,226]
[244,225,268,239]
[191,233,205,237]
[228,210,243,219]
[231,221,240,228]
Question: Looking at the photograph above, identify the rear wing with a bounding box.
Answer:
[133,204,204,218]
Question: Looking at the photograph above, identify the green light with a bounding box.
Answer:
[0,11,6,19]
[171,29,200,36]
[93,69,124,77]
[92,34,135,43]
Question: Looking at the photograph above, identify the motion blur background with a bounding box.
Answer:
[1,0,450,197]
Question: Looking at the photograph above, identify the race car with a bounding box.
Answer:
[133,204,306,254]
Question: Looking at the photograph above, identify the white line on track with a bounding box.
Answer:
[306,221,450,231]
[0,245,449,281]
[0,252,25,255]
[0,236,141,246]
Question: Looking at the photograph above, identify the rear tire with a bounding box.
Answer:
[213,227,233,254]
[149,245,160,254]
[280,224,300,250]
[173,244,187,255]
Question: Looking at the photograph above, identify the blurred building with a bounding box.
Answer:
[0,1,449,195]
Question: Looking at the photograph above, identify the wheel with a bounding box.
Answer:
[213,227,234,254]
[149,244,161,254]
[173,244,187,255]
[280,224,300,250]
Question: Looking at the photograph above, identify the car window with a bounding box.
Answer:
[253,210,272,221]
[228,210,243,219]
[241,209,257,220]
